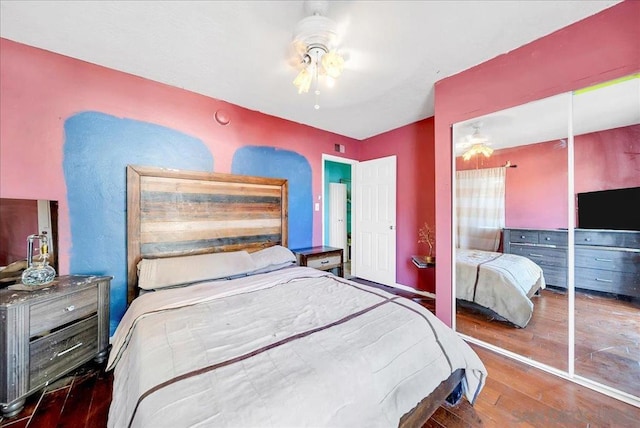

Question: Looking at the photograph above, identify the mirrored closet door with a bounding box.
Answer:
[452,93,570,372]
[452,74,640,404]
[572,77,640,398]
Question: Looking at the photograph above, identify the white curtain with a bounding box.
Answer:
[456,167,505,251]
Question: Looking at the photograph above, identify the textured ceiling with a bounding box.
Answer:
[0,0,621,140]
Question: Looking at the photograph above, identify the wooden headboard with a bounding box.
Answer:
[126,165,288,303]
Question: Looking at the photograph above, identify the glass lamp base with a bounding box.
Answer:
[21,264,56,286]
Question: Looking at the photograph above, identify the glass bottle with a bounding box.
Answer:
[21,234,56,286]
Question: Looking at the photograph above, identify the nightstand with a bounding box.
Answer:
[292,246,344,277]
[0,275,111,417]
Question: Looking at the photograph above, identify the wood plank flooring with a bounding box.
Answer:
[457,287,640,397]
[2,282,639,427]
[3,343,639,428]
[0,361,112,428]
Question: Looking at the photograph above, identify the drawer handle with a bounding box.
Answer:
[528,253,543,258]
[56,342,83,357]
[520,235,526,239]
[595,278,613,283]
[64,305,76,312]
[584,238,592,242]
[594,258,613,262]
[544,237,551,241]
[320,260,330,265]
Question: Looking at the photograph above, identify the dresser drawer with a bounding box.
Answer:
[575,229,640,249]
[30,287,97,337]
[509,245,567,267]
[29,315,98,389]
[541,266,567,288]
[538,230,567,246]
[575,268,640,297]
[507,229,538,244]
[575,248,640,273]
[306,254,342,270]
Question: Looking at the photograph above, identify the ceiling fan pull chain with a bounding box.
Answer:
[314,50,321,110]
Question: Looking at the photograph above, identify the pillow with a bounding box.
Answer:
[249,245,297,274]
[137,250,256,290]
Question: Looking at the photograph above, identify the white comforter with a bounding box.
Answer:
[107,267,486,428]
[456,249,545,328]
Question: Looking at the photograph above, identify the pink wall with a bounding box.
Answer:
[457,140,569,229]
[361,118,436,293]
[434,0,640,325]
[0,36,439,303]
[574,125,640,194]
[0,38,360,274]
[456,125,640,230]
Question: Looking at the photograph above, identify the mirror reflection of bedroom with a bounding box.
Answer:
[453,93,570,372]
[453,75,640,400]
[0,198,59,285]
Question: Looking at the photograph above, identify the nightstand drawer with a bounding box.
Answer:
[306,254,342,269]
[30,315,98,389]
[30,287,97,337]
[1,275,111,417]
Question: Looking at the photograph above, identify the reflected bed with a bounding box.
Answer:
[456,248,545,328]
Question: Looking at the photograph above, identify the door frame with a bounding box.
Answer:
[322,154,358,276]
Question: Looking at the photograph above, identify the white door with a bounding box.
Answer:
[354,155,396,285]
[329,183,347,252]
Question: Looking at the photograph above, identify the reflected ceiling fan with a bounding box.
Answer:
[458,123,494,161]
[290,1,346,108]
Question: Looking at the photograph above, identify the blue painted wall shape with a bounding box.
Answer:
[63,112,213,335]
[232,146,312,250]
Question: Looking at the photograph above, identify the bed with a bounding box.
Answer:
[106,165,487,427]
[456,248,546,328]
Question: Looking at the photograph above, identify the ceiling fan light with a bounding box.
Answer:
[462,143,493,161]
[480,145,494,158]
[321,50,344,78]
[293,68,313,94]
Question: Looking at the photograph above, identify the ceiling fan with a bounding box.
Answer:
[290,1,346,107]
[458,123,494,160]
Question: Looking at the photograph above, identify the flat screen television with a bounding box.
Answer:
[577,187,640,231]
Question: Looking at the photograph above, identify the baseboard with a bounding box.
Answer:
[393,282,436,299]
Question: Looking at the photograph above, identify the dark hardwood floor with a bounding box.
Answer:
[2,281,639,427]
[457,288,569,370]
[0,360,112,428]
[457,287,640,398]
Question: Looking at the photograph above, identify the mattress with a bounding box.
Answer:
[107,266,486,427]
[456,248,546,328]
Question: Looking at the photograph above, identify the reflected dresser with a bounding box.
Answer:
[503,228,568,288]
[0,275,111,417]
[504,228,640,298]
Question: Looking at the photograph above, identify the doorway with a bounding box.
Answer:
[322,154,397,285]
[323,155,355,278]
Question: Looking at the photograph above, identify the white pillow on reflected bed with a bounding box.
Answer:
[137,250,256,290]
